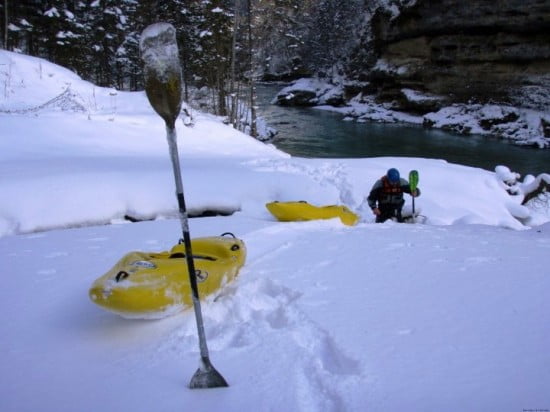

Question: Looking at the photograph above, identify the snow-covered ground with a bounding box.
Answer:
[1,50,550,411]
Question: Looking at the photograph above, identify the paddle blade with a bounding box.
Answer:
[409,170,419,192]
[140,23,182,128]
[189,357,229,389]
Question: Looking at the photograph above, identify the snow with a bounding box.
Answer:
[1,50,550,411]
[139,23,181,86]
[401,88,440,103]
[44,7,60,18]
[7,23,22,32]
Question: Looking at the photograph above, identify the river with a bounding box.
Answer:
[256,84,548,177]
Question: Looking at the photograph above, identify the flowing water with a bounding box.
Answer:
[256,84,548,177]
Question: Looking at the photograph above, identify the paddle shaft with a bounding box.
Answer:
[409,170,419,223]
[168,123,227,388]
[411,188,416,220]
[166,125,210,360]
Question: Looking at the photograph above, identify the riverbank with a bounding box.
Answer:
[273,78,550,149]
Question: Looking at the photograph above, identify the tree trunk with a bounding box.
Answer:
[3,0,8,50]
[229,0,239,126]
[247,0,257,138]
[521,176,550,205]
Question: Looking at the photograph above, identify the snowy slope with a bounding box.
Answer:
[1,50,549,412]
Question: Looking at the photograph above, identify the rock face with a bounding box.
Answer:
[273,78,345,107]
[369,0,550,112]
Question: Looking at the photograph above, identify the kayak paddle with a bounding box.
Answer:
[140,22,228,389]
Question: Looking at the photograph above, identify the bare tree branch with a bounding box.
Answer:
[522,174,550,205]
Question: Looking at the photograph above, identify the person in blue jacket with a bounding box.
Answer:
[367,168,420,223]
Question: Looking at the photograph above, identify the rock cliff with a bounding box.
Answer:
[368,0,550,112]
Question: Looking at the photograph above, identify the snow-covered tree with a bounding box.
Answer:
[301,0,365,77]
[37,1,86,74]
[1,0,43,53]
[2,1,368,102]
[111,0,140,89]
[253,0,311,80]
[79,0,130,87]
[192,0,234,115]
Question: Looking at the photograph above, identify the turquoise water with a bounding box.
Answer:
[257,85,549,177]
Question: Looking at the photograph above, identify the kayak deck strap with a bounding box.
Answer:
[169,253,217,261]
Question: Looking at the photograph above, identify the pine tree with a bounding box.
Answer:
[302,0,364,77]
[112,0,139,89]
[79,0,129,87]
[1,0,43,53]
[253,0,310,80]
[245,0,257,137]
[1,0,6,49]
[40,1,87,75]
[193,0,234,115]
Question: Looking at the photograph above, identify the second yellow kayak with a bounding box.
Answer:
[266,201,359,226]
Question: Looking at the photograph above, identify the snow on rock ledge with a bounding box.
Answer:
[273,78,549,148]
[273,78,344,107]
[423,104,550,148]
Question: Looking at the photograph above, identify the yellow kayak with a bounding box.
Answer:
[89,233,246,319]
[266,201,359,226]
